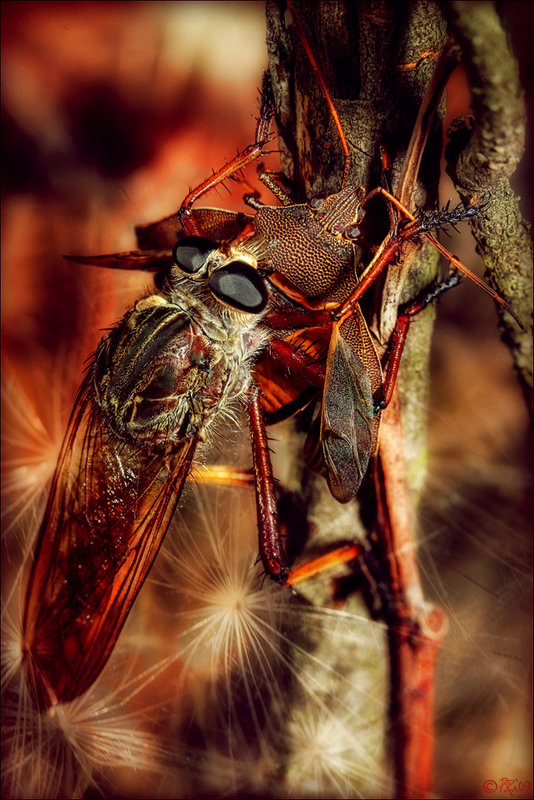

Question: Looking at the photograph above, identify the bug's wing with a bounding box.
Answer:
[135,208,254,249]
[22,377,197,709]
[320,318,378,503]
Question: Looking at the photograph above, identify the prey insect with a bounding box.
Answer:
[21,14,518,713]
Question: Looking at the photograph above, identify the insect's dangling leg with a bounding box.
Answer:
[247,388,287,583]
[373,270,462,413]
[189,465,254,486]
[286,543,363,587]
[178,72,275,236]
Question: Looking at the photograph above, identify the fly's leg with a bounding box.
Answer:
[247,388,287,582]
[189,465,254,487]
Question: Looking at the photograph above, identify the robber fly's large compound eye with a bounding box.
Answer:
[208,262,268,313]
[172,236,218,276]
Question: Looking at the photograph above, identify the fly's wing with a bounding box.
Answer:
[22,376,196,709]
[64,249,175,271]
[320,311,380,503]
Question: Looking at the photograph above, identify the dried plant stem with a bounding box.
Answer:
[444,1,532,404]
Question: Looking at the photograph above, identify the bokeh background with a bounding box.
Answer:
[2,2,532,798]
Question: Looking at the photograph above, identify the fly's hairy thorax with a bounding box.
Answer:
[94,285,267,446]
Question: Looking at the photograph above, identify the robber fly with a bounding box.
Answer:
[22,221,283,710]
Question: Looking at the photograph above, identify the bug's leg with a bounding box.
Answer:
[282,270,459,590]
[247,388,287,582]
[178,72,275,236]
[178,145,270,236]
[373,270,462,414]
[336,197,520,325]
[395,38,460,209]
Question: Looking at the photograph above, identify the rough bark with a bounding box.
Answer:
[444,0,532,405]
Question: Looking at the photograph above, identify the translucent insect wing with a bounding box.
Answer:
[320,319,378,503]
[22,376,196,708]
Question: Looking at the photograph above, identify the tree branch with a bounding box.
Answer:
[444,0,532,404]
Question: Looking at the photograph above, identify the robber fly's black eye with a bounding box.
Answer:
[172,236,218,275]
[208,262,268,314]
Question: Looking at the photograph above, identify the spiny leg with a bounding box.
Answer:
[178,72,275,236]
[373,270,462,413]
[336,196,519,324]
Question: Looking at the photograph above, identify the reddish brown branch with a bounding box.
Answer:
[379,389,448,798]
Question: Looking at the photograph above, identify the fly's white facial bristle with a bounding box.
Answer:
[243,234,268,264]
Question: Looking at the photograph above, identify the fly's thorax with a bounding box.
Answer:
[94,290,265,446]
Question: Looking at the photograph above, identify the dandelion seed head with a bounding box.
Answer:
[285,706,389,798]
[2,655,170,799]
[1,373,65,548]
